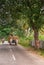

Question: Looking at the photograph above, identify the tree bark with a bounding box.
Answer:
[34,30,40,49]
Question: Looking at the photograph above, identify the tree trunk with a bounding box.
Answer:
[34,30,40,49]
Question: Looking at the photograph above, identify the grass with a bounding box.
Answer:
[39,34,44,40]
[19,34,44,57]
[19,35,33,48]
[38,49,44,56]
[27,46,44,56]
[19,37,29,47]
[0,41,2,45]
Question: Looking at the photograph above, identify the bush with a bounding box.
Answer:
[19,35,33,47]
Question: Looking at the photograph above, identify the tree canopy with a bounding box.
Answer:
[0,0,44,48]
[0,0,44,30]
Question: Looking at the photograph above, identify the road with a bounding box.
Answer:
[0,44,44,65]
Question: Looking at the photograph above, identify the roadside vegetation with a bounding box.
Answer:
[19,32,44,57]
[0,0,44,57]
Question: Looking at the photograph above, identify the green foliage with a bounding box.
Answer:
[19,34,34,47]
[19,37,30,47]
[0,0,44,30]
[0,0,44,42]
[20,0,44,30]
[13,29,25,37]
[0,27,11,38]
[39,33,44,40]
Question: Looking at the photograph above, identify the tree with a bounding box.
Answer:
[0,0,18,27]
[14,0,44,48]
[0,0,44,48]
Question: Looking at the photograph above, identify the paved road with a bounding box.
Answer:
[0,44,44,65]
